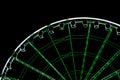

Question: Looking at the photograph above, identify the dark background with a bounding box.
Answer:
[0,2,120,75]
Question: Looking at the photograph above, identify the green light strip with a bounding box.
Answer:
[90,50,120,80]
[84,28,113,80]
[3,77,19,80]
[28,41,66,80]
[68,25,77,80]
[47,30,72,80]
[101,69,120,80]
[80,23,91,80]
[16,58,55,80]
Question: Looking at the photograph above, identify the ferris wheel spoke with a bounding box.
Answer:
[79,23,91,80]
[101,69,120,80]
[90,50,120,80]
[68,24,77,80]
[15,58,55,80]
[28,41,66,80]
[47,29,72,80]
[84,27,113,80]
[0,76,20,80]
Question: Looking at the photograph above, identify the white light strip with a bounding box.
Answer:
[14,17,120,52]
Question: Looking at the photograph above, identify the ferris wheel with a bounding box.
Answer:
[1,17,120,80]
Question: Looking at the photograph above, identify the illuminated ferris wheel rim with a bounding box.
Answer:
[14,17,120,52]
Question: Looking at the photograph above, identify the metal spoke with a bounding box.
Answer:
[101,69,120,80]
[47,29,72,80]
[16,58,55,80]
[90,50,120,80]
[80,23,91,80]
[28,41,66,80]
[84,28,113,80]
[68,24,77,80]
